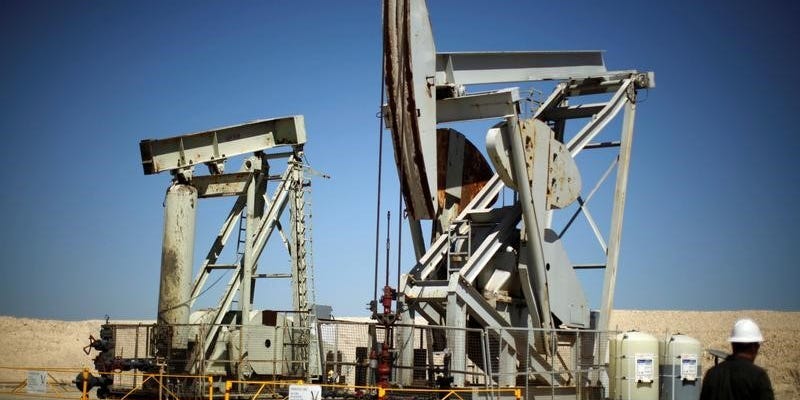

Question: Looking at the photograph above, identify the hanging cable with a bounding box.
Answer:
[372,0,388,308]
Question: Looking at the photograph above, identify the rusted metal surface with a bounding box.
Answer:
[434,128,493,233]
[383,0,437,220]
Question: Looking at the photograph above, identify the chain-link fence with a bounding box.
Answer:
[316,319,614,399]
[484,327,613,400]
[98,318,614,399]
[97,311,321,393]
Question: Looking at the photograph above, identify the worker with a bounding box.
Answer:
[699,318,774,400]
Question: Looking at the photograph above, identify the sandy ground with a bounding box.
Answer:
[1,311,798,399]
[609,310,800,400]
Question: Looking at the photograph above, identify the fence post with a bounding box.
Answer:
[81,368,90,400]
[514,388,522,400]
[378,387,386,400]
[224,381,232,400]
[207,376,213,400]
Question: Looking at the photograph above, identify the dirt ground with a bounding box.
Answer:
[1,310,798,399]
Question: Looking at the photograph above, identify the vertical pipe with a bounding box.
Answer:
[81,369,89,400]
[158,183,197,349]
[385,211,391,288]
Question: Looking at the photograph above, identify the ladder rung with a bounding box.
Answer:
[207,264,238,270]
[254,273,292,279]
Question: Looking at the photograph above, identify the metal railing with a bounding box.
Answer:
[318,319,615,400]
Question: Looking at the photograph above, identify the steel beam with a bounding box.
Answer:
[446,274,467,387]
[558,157,617,238]
[396,294,414,386]
[140,116,306,174]
[460,206,521,284]
[540,103,605,120]
[407,218,427,261]
[192,172,252,198]
[573,264,606,270]
[240,168,266,328]
[410,175,504,280]
[436,89,519,123]
[567,79,632,157]
[435,51,606,86]
[251,168,294,263]
[598,101,636,333]
[566,71,654,96]
[452,278,555,385]
[504,116,552,330]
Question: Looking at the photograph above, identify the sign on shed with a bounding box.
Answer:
[288,384,321,400]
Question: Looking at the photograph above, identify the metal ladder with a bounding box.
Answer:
[303,182,317,314]
[230,209,247,308]
[446,219,471,274]
[235,209,247,261]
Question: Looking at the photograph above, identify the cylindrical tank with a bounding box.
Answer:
[157,183,197,349]
[659,334,702,400]
[608,331,659,400]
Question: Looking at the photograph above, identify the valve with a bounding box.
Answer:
[83,335,110,355]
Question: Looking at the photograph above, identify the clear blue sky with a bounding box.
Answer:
[1,1,798,320]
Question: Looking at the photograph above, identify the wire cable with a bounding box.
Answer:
[372,0,388,307]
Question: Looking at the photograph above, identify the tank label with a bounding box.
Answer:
[634,353,654,383]
[680,354,698,381]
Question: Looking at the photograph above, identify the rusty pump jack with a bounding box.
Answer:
[382,0,654,390]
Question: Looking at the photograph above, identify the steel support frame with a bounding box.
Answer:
[164,149,312,378]
[289,155,311,378]
[540,78,639,335]
[536,80,640,368]
[384,3,653,391]
[401,74,647,388]
[187,155,298,371]
[598,100,636,337]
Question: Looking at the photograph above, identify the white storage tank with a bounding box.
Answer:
[659,334,702,400]
[609,331,659,400]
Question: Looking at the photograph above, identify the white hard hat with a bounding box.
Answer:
[728,318,764,343]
